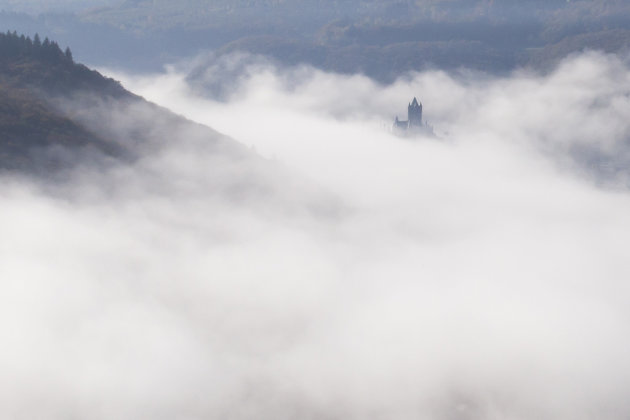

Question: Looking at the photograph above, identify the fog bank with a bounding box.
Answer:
[2,52,630,419]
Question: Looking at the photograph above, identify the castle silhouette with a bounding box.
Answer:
[393,97,429,134]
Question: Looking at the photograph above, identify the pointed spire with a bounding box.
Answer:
[411,97,419,106]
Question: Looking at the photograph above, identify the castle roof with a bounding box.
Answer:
[411,97,420,107]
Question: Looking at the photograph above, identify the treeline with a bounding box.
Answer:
[0,30,131,98]
[0,30,73,63]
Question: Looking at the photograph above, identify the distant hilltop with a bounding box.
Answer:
[392,97,434,136]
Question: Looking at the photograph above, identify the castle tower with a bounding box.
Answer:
[408,97,423,128]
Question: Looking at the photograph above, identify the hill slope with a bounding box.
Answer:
[0,31,243,175]
[1,1,629,80]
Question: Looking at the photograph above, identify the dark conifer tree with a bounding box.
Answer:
[51,41,62,56]
[64,47,73,62]
[33,33,41,47]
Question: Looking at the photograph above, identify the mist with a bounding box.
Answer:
[2,51,630,419]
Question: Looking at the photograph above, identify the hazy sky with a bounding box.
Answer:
[2,51,630,419]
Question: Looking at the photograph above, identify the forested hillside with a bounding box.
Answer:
[0,0,629,80]
[0,31,238,174]
[0,32,127,171]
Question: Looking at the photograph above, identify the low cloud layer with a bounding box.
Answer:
[2,51,630,419]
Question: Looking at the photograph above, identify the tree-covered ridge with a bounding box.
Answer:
[1,1,629,80]
[0,30,130,97]
[0,31,240,175]
[0,31,133,172]
[81,0,626,30]
[77,0,630,79]
[0,30,73,63]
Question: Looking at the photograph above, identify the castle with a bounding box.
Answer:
[393,97,428,134]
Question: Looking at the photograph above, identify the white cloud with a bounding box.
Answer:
[2,51,630,419]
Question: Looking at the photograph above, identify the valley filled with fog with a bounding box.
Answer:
[2,51,630,419]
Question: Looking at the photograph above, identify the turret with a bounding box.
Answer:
[408,97,423,128]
